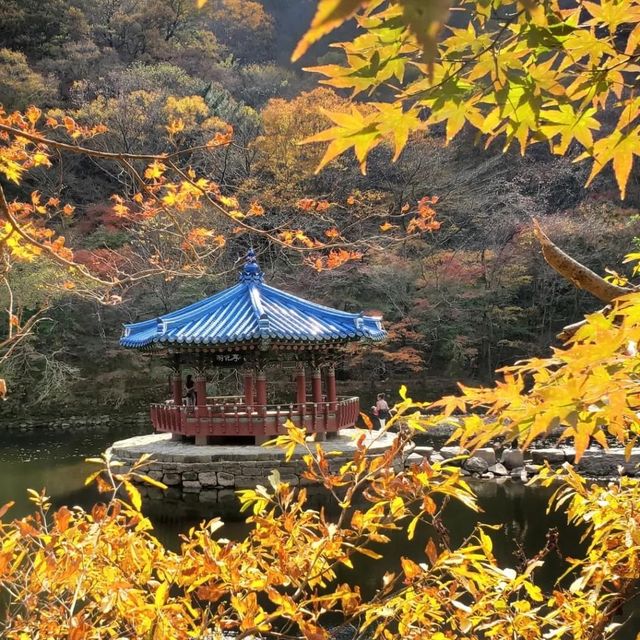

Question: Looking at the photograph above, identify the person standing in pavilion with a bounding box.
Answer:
[185,374,196,406]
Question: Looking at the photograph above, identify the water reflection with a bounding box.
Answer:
[0,427,142,518]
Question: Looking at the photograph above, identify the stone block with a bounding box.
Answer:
[577,451,640,477]
[510,467,527,481]
[182,471,198,481]
[430,453,445,464]
[464,456,489,474]
[172,463,195,473]
[530,449,566,465]
[182,481,201,493]
[414,446,434,459]
[181,454,214,463]
[235,476,259,489]
[162,473,182,486]
[405,453,425,467]
[253,460,282,468]
[525,463,542,475]
[199,472,218,487]
[487,463,508,476]
[473,448,496,466]
[440,446,469,460]
[217,472,235,487]
[501,449,525,469]
[241,466,271,477]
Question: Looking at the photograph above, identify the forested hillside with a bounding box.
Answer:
[0,0,637,416]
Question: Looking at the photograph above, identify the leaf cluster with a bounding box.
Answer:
[298,0,640,197]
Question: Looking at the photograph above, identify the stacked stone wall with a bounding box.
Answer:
[111,431,399,506]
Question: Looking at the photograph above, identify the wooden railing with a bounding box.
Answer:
[150,396,361,437]
[337,396,360,429]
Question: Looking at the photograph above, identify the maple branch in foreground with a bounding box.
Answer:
[532,218,635,303]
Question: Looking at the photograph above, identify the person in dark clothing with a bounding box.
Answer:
[185,374,196,406]
[375,393,391,430]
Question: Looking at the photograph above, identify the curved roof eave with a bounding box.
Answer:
[120,251,387,349]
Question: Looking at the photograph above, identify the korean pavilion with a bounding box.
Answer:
[120,251,386,444]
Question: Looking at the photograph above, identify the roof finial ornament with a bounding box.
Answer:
[239,248,264,283]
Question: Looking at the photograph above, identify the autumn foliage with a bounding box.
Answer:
[2,378,640,638]
[2,1,640,638]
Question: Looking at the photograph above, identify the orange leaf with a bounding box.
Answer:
[0,501,14,519]
[425,538,438,564]
[401,556,422,581]
[54,506,72,532]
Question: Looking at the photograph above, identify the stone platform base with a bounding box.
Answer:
[110,430,398,518]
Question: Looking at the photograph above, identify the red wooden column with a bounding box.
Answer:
[296,363,306,408]
[172,374,183,406]
[326,364,337,411]
[171,354,182,407]
[256,368,267,415]
[244,369,255,411]
[311,367,322,405]
[195,374,207,409]
[312,366,326,438]
[193,360,208,444]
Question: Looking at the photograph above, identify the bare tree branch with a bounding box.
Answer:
[532,218,635,303]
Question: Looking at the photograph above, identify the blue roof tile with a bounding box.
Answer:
[120,251,386,349]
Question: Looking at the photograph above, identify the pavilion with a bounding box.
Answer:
[120,251,386,444]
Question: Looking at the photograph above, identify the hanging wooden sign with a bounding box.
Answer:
[211,353,246,367]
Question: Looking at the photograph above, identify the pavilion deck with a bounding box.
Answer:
[151,395,360,440]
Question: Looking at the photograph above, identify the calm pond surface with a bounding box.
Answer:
[0,424,638,637]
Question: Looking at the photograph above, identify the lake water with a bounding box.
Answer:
[0,425,637,637]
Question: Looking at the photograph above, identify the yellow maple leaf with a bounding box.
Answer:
[144,161,166,181]
[166,119,185,136]
[292,0,367,61]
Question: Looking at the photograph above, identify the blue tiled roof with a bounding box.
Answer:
[120,251,386,349]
